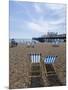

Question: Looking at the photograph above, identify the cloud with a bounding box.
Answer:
[45,4,65,10]
[10,1,66,38]
[34,3,42,13]
[26,10,66,34]
[45,3,66,18]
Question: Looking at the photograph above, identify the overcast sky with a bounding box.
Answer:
[9,1,66,39]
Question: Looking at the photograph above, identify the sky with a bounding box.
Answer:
[9,1,66,39]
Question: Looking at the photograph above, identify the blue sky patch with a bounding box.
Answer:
[9,1,66,39]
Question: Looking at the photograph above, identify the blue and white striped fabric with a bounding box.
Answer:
[44,56,56,64]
